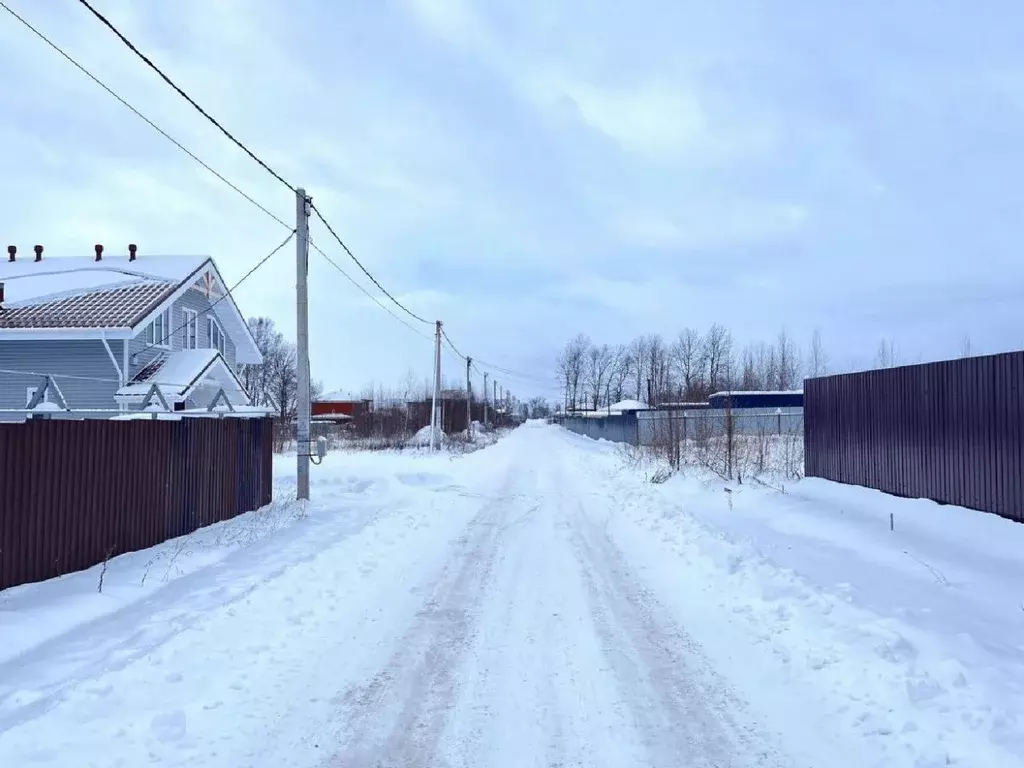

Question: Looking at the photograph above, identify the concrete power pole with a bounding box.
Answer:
[295,188,312,501]
[465,356,473,441]
[430,320,442,450]
[483,371,489,427]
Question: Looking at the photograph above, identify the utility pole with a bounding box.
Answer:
[430,320,442,450]
[493,379,497,412]
[465,356,473,440]
[295,188,311,501]
[483,371,489,427]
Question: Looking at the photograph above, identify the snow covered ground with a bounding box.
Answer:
[0,423,1021,766]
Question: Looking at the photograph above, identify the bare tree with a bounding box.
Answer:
[876,337,899,369]
[239,316,286,407]
[959,333,973,359]
[776,328,801,390]
[268,341,298,420]
[238,315,304,419]
[672,328,705,400]
[753,342,776,392]
[556,334,590,411]
[526,396,551,418]
[740,344,758,390]
[586,343,616,408]
[609,344,631,403]
[704,324,733,393]
[807,328,829,378]
[638,335,671,409]
[627,336,650,401]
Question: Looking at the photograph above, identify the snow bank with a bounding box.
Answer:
[559,428,1024,767]
[0,430,514,766]
[406,424,442,447]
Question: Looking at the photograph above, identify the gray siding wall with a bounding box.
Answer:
[0,288,246,420]
[127,288,239,379]
[0,339,124,416]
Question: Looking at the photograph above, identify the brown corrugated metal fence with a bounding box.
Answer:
[805,353,1024,521]
[0,417,274,591]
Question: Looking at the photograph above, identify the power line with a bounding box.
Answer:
[441,329,466,360]
[473,356,554,384]
[310,244,433,342]
[0,0,290,231]
[137,229,296,354]
[75,0,295,194]
[310,204,432,326]
[72,0,432,333]
[9,0,543,390]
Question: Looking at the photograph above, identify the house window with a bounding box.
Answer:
[145,308,172,348]
[26,386,48,407]
[181,309,199,349]
[208,316,225,354]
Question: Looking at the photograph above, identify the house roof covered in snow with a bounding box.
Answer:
[0,281,173,329]
[0,251,261,363]
[607,399,649,412]
[115,348,248,405]
[318,390,367,402]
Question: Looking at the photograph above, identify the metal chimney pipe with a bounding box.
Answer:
[6,245,15,262]
[128,243,137,261]
[34,244,43,262]
[94,244,103,262]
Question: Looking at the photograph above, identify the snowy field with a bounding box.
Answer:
[0,422,1021,766]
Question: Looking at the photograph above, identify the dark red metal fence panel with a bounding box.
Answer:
[0,417,275,591]
[805,353,1024,522]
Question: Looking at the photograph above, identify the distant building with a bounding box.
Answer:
[707,390,803,409]
[312,391,371,424]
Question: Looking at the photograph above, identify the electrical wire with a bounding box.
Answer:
[7,0,545,394]
[0,0,291,231]
[441,329,466,360]
[75,0,295,194]
[310,204,431,326]
[473,357,555,384]
[72,0,433,334]
[136,229,296,354]
[310,244,433,342]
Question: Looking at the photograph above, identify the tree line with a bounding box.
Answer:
[556,326,831,411]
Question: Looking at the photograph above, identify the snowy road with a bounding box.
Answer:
[0,424,795,767]
[4,422,1019,767]
[328,430,785,767]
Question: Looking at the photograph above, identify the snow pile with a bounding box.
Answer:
[406,424,443,447]
[560,428,1024,767]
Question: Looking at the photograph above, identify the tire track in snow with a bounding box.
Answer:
[325,482,521,766]
[569,497,790,768]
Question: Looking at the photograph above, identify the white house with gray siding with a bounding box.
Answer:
[0,245,262,420]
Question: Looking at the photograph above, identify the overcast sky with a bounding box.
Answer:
[2,1,1023,398]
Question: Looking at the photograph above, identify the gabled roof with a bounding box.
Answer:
[0,254,261,363]
[0,255,208,305]
[115,348,249,404]
[0,281,173,328]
